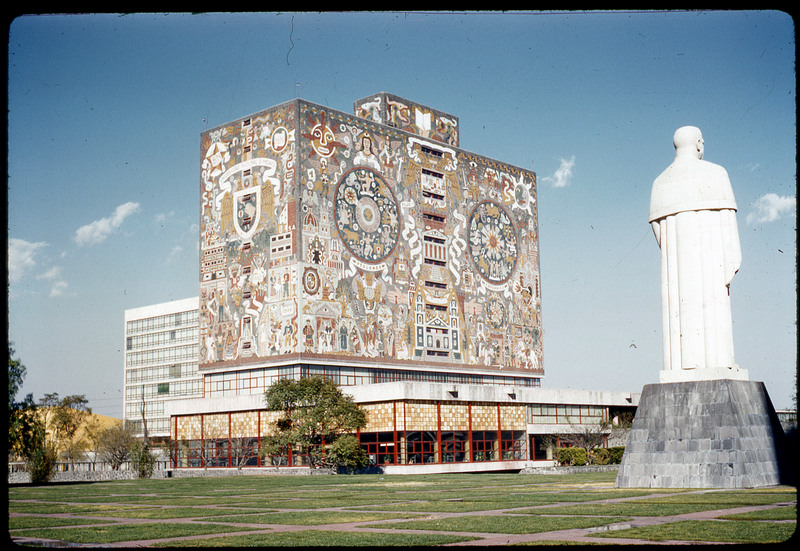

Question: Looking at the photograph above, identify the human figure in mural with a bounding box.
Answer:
[303,319,315,352]
[354,133,381,169]
[649,126,743,381]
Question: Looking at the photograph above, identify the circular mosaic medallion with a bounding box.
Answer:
[334,168,400,264]
[302,266,320,296]
[468,200,518,283]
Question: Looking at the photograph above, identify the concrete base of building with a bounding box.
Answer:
[615,379,792,488]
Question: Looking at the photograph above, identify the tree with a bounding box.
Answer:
[8,344,56,483]
[229,437,261,469]
[8,342,27,412]
[50,395,92,469]
[555,412,633,465]
[26,439,58,484]
[95,422,136,470]
[9,343,39,459]
[557,421,609,465]
[263,376,367,469]
[37,392,61,439]
[129,440,156,478]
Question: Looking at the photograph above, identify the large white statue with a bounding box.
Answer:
[650,126,748,383]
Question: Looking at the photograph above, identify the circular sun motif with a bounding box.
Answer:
[334,168,400,264]
[468,200,518,283]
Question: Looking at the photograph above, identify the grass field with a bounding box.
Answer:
[8,471,797,546]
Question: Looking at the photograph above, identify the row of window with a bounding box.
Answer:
[126,310,198,335]
[169,430,527,468]
[527,404,607,424]
[125,361,198,384]
[125,379,204,403]
[126,327,199,351]
[203,365,541,398]
[125,343,198,367]
[125,417,171,435]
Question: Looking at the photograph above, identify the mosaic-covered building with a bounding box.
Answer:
[167,93,637,472]
[198,92,542,388]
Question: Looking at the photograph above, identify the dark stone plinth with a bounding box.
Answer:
[615,379,793,488]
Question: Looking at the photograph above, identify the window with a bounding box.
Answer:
[425,281,446,289]
[441,432,468,462]
[423,212,445,223]
[406,431,437,464]
[421,145,443,157]
[157,383,169,395]
[471,431,498,461]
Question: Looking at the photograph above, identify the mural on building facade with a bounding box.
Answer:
[354,93,460,147]
[199,96,543,375]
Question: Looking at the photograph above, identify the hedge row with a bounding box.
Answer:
[554,446,625,466]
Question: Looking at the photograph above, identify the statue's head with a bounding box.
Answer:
[673,126,704,160]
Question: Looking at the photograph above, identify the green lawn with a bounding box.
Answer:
[8,471,796,546]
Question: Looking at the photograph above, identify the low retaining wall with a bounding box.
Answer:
[519,464,620,475]
[9,464,618,484]
[8,466,335,484]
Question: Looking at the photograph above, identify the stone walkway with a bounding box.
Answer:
[9,489,796,547]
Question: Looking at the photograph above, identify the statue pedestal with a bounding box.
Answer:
[660,366,749,383]
[615,379,790,488]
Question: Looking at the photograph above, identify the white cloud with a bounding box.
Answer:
[746,193,796,225]
[36,265,69,297]
[167,245,183,262]
[48,280,69,298]
[75,202,141,246]
[542,156,576,188]
[154,210,175,225]
[37,266,62,281]
[7,238,48,283]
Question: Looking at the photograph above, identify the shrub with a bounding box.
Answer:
[593,446,625,465]
[328,434,370,473]
[555,447,587,466]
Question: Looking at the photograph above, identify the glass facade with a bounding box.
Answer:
[169,403,529,468]
[203,364,540,399]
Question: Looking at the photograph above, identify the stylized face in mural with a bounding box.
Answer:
[468,200,518,284]
[310,120,336,158]
[334,168,400,264]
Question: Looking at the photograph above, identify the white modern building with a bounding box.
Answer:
[123,297,202,443]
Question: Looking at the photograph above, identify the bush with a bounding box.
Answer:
[593,446,625,465]
[555,447,587,466]
[26,444,58,484]
[328,434,369,473]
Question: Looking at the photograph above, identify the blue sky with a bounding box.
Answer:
[8,11,796,417]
